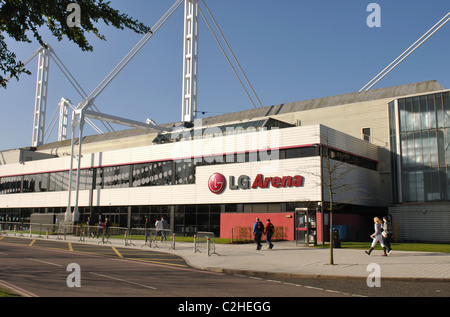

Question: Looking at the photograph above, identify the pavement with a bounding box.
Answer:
[3,233,450,282]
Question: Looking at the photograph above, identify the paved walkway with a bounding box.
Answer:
[93,236,450,282]
[4,234,450,281]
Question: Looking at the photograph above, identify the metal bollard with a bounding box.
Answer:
[206,237,210,257]
[194,235,198,253]
[169,234,176,250]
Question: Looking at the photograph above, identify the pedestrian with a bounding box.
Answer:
[161,217,168,241]
[264,219,275,249]
[144,217,150,243]
[365,217,387,256]
[382,216,393,255]
[155,218,163,241]
[96,219,103,238]
[105,217,111,239]
[252,217,264,250]
[86,216,94,238]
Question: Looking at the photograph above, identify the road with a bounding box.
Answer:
[0,236,354,299]
[0,236,448,308]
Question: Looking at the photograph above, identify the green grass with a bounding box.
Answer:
[117,235,450,253]
[0,288,20,297]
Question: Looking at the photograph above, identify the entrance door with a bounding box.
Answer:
[295,209,308,246]
[295,208,317,246]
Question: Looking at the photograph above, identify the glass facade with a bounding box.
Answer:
[389,91,450,203]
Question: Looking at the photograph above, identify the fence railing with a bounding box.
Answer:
[0,221,129,245]
[128,228,175,250]
[194,231,219,256]
[0,222,220,256]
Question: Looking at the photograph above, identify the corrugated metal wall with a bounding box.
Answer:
[390,204,450,243]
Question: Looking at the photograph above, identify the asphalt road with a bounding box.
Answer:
[0,236,354,299]
[1,236,448,310]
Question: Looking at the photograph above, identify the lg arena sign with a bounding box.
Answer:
[208,173,303,194]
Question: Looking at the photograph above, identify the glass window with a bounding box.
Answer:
[420,96,429,130]
[436,94,444,129]
[362,128,371,142]
[429,130,438,167]
[414,131,423,166]
[175,161,195,185]
[427,95,436,129]
[404,98,413,132]
[422,130,430,167]
[399,99,406,132]
[102,165,130,188]
[413,96,421,131]
[444,92,450,128]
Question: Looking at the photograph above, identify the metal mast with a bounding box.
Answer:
[181,0,199,122]
[32,46,50,147]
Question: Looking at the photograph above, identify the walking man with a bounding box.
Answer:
[252,218,264,250]
[264,219,275,249]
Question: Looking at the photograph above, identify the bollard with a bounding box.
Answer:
[206,237,210,257]
[169,233,176,250]
[46,227,49,239]
[194,235,198,253]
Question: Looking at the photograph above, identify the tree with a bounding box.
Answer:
[0,0,151,88]
[320,131,376,265]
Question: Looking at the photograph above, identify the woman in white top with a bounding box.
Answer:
[365,217,387,256]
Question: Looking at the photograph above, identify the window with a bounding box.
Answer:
[362,127,371,142]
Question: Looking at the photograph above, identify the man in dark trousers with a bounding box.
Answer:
[252,217,264,250]
[264,219,275,249]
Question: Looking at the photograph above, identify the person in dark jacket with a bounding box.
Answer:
[252,218,264,250]
[382,216,393,255]
[264,219,275,249]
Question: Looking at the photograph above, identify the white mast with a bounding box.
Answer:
[32,46,50,147]
[181,0,199,122]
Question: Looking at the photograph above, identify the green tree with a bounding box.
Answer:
[0,0,151,88]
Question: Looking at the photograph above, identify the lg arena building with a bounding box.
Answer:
[1,81,450,243]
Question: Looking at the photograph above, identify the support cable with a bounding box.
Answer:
[48,48,113,132]
[201,0,263,108]
[360,12,450,92]
[80,0,184,110]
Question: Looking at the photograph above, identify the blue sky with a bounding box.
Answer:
[1,0,449,151]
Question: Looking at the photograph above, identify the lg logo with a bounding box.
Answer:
[208,173,226,195]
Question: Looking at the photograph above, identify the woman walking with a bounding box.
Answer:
[365,217,387,256]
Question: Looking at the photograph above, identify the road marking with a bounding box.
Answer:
[127,257,188,267]
[29,239,36,247]
[90,272,157,290]
[25,258,63,267]
[0,279,39,297]
[112,247,123,258]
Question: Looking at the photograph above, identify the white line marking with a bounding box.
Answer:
[25,258,63,267]
[90,272,157,290]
